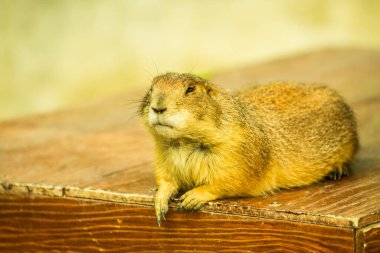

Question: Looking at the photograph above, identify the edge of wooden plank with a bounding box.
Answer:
[356,222,380,253]
[0,181,153,205]
[0,180,362,229]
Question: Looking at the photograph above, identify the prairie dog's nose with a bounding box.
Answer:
[151,106,167,114]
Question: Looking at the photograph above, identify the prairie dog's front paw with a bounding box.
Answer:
[154,181,178,227]
[179,186,218,211]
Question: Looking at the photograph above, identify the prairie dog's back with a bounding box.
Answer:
[237,82,358,187]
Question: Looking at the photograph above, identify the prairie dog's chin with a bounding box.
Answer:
[152,124,180,138]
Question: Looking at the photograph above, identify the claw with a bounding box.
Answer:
[194,201,205,210]
[157,210,166,227]
[342,164,350,176]
[326,164,351,181]
[155,198,169,227]
[181,197,196,210]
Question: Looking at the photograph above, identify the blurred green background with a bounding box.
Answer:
[1,0,380,120]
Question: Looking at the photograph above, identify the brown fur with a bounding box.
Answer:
[139,73,359,226]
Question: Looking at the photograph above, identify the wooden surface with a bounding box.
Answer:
[1,48,380,251]
[0,194,354,253]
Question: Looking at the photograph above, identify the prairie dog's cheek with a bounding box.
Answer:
[166,109,190,129]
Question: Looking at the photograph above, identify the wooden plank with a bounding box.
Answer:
[0,194,355,253]
[0,48,379,230]
[356,222,380,253]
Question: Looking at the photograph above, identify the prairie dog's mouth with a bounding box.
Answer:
[152,121,177,138]
[153,122,173,129]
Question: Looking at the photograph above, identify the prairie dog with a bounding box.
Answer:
[139,72,358,226]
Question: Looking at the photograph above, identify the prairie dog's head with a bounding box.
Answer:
[139,72,222,139]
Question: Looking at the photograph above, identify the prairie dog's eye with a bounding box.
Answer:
[185,86,195,95]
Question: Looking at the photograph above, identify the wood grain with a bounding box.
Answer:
[0,194,354,253]
[356,222,380,253]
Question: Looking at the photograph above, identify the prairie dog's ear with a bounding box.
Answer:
[205,82,217,97]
